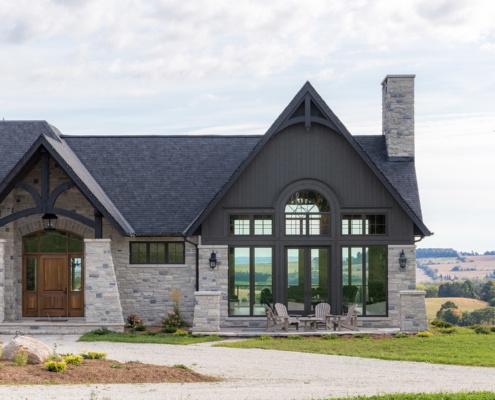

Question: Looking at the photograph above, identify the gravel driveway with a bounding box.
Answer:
[1,334,495,400]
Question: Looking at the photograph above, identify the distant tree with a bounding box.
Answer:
[416,284,438,298]
[484,251,495,256]
[461,280,478,299]
[480,280,495,303]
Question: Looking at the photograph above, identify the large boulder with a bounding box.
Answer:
[3,336,51,364]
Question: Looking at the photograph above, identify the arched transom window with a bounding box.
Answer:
[285,190,330,235]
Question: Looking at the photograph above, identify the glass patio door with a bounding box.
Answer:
[286,247,329,315]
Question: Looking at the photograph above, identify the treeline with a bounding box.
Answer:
[435,301,495,327]
[417,248,495,258]
[417,279,495,306]
[416,248,459,258]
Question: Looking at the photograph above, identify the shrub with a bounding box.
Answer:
[127,313,143,327]
[288,335,303,340]
[416,331,433,338]
[162,311,187,333]
[64,355,83,365]
[431,319,452,328]
[45,361,67,372]
[322,334,339,340]
[173,364,189,370]
[173,329,189,336]
[437,327,457,334]
[473,325,491,335]
[258,335,274,341]
[394,333,409,339]
[11,347,28,366]
[81,351,107,360]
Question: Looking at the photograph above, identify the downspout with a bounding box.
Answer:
[184,237,199,291]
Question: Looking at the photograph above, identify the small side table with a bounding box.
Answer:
[298,317,317,331]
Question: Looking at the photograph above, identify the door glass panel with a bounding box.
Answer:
[26,257,37,291]
[311,248,328,313]
[24,234,39,253]
[253,248,272,315]
[229,247,250,316]
[70,257,82,291]
[287,248,304,312]
[40,231,66,253]
[366,247,387,316]
[342,247,363,314]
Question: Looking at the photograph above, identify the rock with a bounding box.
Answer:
[3,336,51,364]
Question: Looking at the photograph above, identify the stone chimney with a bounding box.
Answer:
[382,75,415,160]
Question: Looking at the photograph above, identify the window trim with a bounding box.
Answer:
[129,241,185,265]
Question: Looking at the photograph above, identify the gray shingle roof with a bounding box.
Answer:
[63,135,261,236]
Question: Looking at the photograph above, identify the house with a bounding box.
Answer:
[0,75,431,334]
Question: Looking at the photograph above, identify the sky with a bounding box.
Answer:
[1,0,494,253]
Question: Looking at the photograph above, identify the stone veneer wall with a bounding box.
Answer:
[0,239,5,322]
[108,223,197,326]
[382,75,415,159]
[84,239,124,329]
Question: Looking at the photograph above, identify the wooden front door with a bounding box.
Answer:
[39,255,68,317]
[23,231,85,318]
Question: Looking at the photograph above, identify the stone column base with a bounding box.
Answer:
[400,290,427,333]
[192,291,220,332]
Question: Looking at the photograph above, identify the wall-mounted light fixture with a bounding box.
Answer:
[399,250,407,269]
[42,213,58,231]
[209,251,218,269]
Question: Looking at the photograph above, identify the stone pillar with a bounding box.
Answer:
[400,290,428,333]
[388,245,418,328]
[0,239,5,322]
[84,239,124,330]
[192,291,220,332]
[382,74,415,160]
[196,244,228,327]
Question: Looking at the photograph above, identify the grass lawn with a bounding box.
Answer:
[217,327,495,367]
[78,330,223,345]
[331,393,495,400]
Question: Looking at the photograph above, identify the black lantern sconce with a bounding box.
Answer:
[42,213,58,231]
[208,251,218,269]
[399,250,407,269]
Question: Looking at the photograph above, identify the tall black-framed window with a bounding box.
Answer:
[130,242,185,264]
[341,246,387,316]
[285,190,330,235]
[228,246,273,316]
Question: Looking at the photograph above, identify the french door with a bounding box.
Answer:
[286,247,329,315]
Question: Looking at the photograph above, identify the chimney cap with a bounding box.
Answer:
[381,74,415,85]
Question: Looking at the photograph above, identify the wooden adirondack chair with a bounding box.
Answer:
[265,305,289,332]
[274,303,300,330]
[311,302,332,330]
[331,303,359,331]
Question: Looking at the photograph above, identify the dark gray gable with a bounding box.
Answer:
[64,135,262,236]
[0,121,134,235]
[186,82,431,237]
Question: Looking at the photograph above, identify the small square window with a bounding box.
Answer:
[342,215,362,235]
[254,215,273,235]
[230,215,251,235]
[366,215,386,235]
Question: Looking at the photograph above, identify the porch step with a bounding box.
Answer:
[0,320,124,335]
